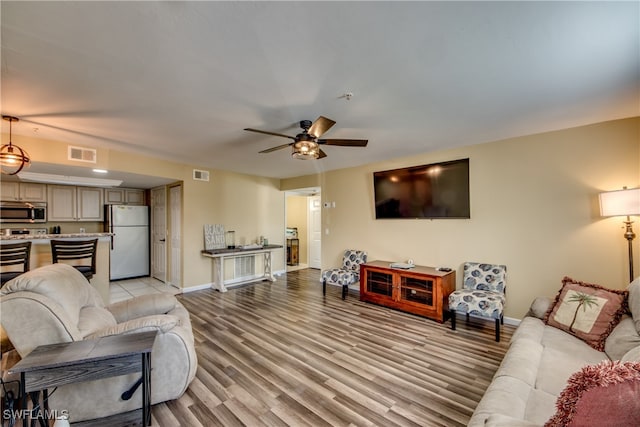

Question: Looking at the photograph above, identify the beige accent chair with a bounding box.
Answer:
[0,263,197,423]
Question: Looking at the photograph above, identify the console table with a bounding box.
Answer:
[360,261,456,323]
[201,244,283,292]
[9,331,157,426]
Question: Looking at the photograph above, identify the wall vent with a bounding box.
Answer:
[68,146,97,163]
[234,256,256,279]
[193,169,210,182]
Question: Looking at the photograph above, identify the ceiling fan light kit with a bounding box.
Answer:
[245,116,368,160]
[292,141,320,160]
[1,115,31,175]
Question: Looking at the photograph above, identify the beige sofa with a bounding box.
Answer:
[469,278,640,426]
[1,263,197,423]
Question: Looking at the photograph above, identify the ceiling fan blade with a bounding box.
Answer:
[318,138,368,147]
[318,149,327,159]
[244,128,296,140]
[308,116,336,138]
[259,143,293,153]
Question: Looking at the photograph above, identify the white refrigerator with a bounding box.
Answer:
[105,205,150,280]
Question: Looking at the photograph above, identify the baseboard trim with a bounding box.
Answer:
[182,283,212,293]
[504,316,521,326]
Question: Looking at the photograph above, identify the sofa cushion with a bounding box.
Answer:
[605,316,640,360]
[628,276,640,330]
[544,360,640,427]
[545,276,627,351]
[622,346,640,362]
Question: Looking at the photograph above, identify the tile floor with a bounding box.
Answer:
[109,276,181,303]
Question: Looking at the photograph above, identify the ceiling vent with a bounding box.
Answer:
[193,169,210,182]
[68,146,97,163]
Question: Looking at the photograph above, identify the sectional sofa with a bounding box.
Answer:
[469,277,640,426]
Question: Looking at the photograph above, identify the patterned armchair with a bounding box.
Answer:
[448,262,507,341]
[321,249,368,300]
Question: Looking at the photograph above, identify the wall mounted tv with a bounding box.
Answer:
[373,158,470,219]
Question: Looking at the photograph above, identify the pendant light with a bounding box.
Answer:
[1,115,30,175]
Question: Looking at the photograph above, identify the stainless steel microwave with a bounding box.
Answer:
[0,201,47,223]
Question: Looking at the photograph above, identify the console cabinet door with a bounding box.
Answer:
[361,267,396,304]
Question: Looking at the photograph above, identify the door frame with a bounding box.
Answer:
[150,186,167,284]
[284,187,321,270]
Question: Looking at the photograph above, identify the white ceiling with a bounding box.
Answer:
[1,1,638,183]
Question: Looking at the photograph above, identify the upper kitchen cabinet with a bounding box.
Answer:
[48,185,104,222]
[1,181,47,202]
[105,188,146,205]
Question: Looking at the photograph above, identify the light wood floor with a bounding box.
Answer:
[150,269,514,427]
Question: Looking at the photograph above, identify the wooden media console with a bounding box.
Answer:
[359,260,456,323]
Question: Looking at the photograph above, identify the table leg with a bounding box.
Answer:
[142,352,151,426]
[212,257,227,292]
[264,252,275,282]
[20,373,26,427]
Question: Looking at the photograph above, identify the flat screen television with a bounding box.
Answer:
[373,158,470,219]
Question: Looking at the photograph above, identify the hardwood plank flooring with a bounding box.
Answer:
[150,269,514,427]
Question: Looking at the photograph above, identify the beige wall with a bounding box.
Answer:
[286,195,308,265]
[283,117,640,319]
[8,117,639,314]
[8,135,286,291]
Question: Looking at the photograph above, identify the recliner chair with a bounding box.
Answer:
[0,263,197,423]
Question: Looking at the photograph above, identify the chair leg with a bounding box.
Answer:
[466,312,470,324]
[501,314,504,325]
[342,284,347,300]
[495,318,500,342]
[322,279,326,296]
[450,310,456,330]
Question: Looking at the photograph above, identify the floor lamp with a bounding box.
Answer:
[599,187,640,282]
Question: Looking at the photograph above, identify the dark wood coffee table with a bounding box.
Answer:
[9,331,157,426]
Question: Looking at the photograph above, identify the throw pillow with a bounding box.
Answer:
[544,360,640,427]
[544,277,628,351]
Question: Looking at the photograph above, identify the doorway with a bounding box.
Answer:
[285,188,321,271]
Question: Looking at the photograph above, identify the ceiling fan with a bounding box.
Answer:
[244,116,368,160]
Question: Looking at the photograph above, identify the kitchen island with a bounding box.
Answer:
[1,233,113,303]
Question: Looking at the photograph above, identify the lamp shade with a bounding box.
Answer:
[599,188,640,217]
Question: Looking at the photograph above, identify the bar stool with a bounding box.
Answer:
[50,239,98,281]
[0,241,32,287]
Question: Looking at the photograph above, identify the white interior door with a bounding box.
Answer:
[151,187,167,283]
[169,185,182,287]
[308,196,321,269]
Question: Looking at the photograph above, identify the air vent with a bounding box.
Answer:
[68,146,97,163]
[193,169,210,182]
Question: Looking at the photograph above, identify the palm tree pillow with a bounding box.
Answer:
[544,277,628,351]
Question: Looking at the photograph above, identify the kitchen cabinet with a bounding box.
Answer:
[1,181,47,202]
[105,188,146,205]
[48,185,104,222]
